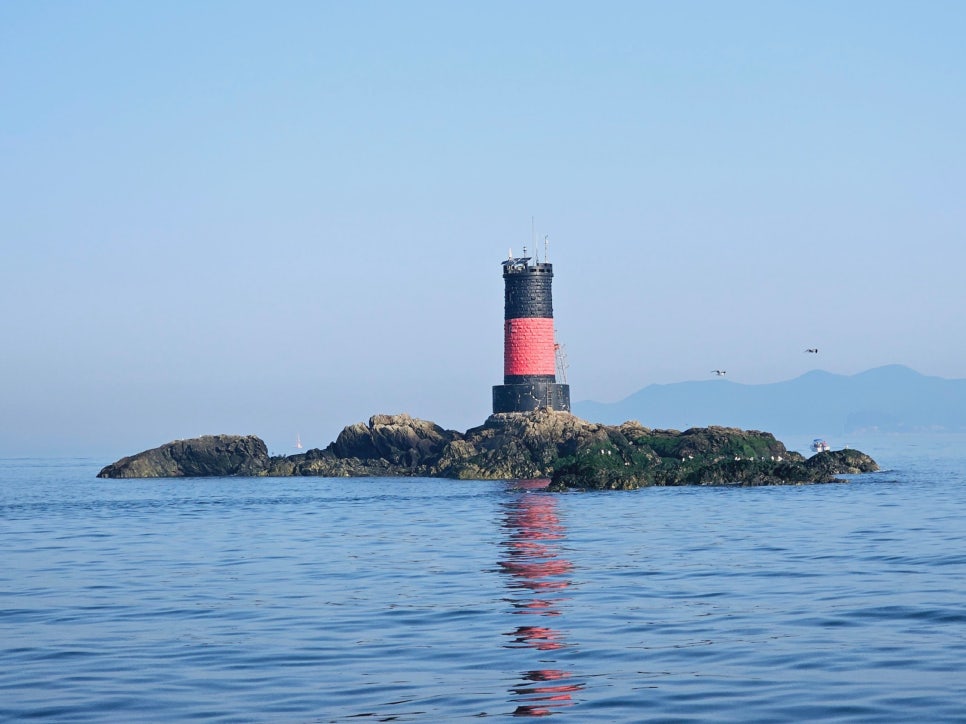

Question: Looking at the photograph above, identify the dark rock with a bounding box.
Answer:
[264,413,463,477]
[804,448,880,477]
[432,411,611,480]
[334,413,461,467]
[97,435,269,478]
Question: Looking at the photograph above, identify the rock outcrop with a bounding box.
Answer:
[550,429,879,490]
[265,414,462,477]
[97,434,269,478]
[97,410,879,488]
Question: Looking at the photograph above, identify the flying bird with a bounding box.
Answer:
[805,348,819,354]
[711,370,727,376]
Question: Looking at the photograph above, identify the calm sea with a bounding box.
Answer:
[2,434,965,722]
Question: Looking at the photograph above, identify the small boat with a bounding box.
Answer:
[811,438,830,453]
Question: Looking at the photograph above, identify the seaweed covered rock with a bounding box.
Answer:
[549,425,807,489]
[550,426,880,490]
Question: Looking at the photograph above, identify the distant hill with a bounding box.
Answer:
[574,365,966,435]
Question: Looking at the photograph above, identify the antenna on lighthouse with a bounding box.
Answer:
[554,342,569,384]
[544,235,550,264]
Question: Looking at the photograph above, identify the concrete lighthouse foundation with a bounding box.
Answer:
[492,252,571,414]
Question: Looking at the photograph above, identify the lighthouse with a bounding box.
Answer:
[492,248,571,414]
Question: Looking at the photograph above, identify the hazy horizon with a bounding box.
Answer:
[5,363,963,459]
[3,2,965,458]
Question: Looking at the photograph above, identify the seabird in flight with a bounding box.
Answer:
[711,370,727,376]
[805,348,819,354]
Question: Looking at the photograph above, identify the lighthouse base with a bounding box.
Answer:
[492,382,571,414]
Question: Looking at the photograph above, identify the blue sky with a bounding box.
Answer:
[2,1,964,457]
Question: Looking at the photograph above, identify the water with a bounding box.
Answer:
[2,435,966,721]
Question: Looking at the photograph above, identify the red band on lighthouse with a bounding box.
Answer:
[504,317,556,377]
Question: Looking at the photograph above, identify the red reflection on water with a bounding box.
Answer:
[511,670,584,717]
[500,484,573,594]
[510,598,561,616]
[507,624,565,650]
[499,481,583,716]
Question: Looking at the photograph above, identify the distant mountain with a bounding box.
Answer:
[574,365,966,435]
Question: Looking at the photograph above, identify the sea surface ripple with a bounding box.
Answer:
[2,434,965,721]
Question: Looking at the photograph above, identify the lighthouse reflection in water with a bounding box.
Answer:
[498,480,584,716]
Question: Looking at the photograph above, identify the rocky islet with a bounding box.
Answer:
[97,410,878,489]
